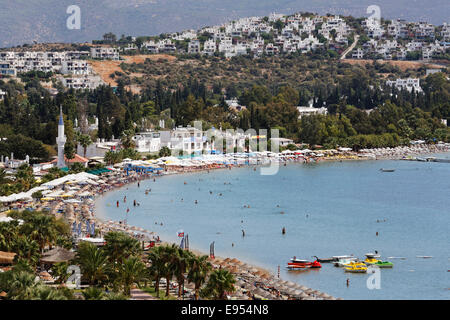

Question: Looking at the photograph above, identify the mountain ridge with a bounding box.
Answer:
[1,0,448,48]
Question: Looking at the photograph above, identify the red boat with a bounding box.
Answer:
[287,257,322,270]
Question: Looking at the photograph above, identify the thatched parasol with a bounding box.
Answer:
[299,292,309,299]
[235,280,246,288]
[41,247,76,264]
[0,251,16,264]
[39,271,54,283]
[230,258,239,264]
[320,293,332,299]
[253,288,267,297]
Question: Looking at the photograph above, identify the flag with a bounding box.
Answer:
[90,222,95,236]
[177,230,184,238]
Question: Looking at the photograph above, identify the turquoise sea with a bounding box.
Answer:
[96,153,450,300]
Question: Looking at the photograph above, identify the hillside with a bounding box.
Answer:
[1,0,449,47]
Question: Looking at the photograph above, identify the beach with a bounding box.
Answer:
[2,143,450,300]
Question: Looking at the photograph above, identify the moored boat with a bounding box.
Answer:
[343,261,367,268]
[364,253,381,265]
[333,255,358,267]
[287,257,321,270]
[313,255,335,263]
[373,261,394,268]
[344,265,368,273]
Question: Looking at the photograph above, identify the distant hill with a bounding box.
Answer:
[1,0,449,48]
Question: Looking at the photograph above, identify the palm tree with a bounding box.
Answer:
[20,214,58,253]
[8,271,39,300]
[103,150,122,165]
[76,242,110,286]
[187,255,212,300]
[12,235,41,266]
[77,134,92,158]
[160,244,178,297]
[82,286,105,300]
[0,220,19,251]
[201,268,236,300]
[120,129,136,149]
[0,168,8,184]
[102,292,128,300]
[118,256,147,296]
[147,246,165,298]
[173,248,194,298]
[51,262,69,284]
[31,285,68,300]
[103,231,142,266]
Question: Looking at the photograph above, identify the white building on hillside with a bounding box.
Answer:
[90,47,119,60]
[386,78,422,93]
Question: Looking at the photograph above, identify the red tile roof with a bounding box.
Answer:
[50,154,89,164]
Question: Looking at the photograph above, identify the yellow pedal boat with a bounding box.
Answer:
[344,265,368,273]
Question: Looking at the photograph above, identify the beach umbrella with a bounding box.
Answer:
[278,285,289,293]
[236,280,246,288]
[320,293,332,299]
[299,292,309,299]
[286,288,297,296]
[286,281,297,288]
[293,290,303,296]
[254,288,267,296]
[299,285,308,291]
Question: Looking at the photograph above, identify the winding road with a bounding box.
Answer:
[340,35,359,60]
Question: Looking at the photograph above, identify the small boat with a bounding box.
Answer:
[287,257,321,270]
[344,265,367,273]
[333,255,358,267]
[343,261,367,268]
[313,256,335,263]
[380,168,395,172]
[364,253,381,265]
[373,261,394,268]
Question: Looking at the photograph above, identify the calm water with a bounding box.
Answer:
[96,153,450,300]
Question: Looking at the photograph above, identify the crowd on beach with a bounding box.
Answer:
[2,142,449,299]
